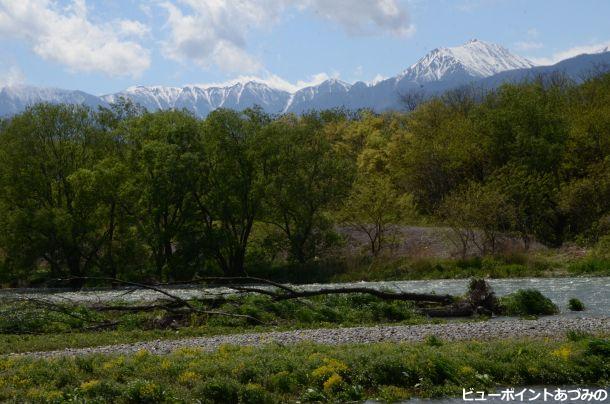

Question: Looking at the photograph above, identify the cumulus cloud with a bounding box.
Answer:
[530,40,610,65]
[188,72,337,93]
[298,0,414,37]
[0,0,151,77]
[160,0,413,74]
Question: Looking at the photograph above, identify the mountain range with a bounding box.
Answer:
[1,39,609,118]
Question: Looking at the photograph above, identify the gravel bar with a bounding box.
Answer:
[9,317,610,359]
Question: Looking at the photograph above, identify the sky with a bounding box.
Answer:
[0,0,609,95]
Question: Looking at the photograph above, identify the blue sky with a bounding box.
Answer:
[1,0,609,95]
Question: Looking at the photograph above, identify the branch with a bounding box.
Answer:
[195,276,454,304]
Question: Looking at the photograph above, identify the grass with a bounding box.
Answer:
[568,258,610,277]
[253,253,568,284]
[317,253,609,283]
[0,294,439,355]
[1,334,609,402]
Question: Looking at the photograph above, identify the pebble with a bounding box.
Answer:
[9,317,610,359]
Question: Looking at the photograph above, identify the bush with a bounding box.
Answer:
[240,383,274,404]
[592,235,610,260]
[123,379,166,403]
[586,339,610,358]
[568,258,610,275]
[196,377,241,404]
[499,289,559,316]
[566,330,591,341]
[425,335,444,347]
[568,298,585,311]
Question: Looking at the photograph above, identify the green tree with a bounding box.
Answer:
[339,175,413,256]
[193,108,270,275]
[439,181,515,257]
[120,110,200,280]
[262,114,354,263]
[0,104,113,284]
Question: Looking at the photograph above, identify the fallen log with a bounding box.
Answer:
[198,276,455,305]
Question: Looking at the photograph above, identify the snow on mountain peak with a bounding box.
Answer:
[401,39,536,83]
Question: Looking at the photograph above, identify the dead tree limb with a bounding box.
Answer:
[198,276,454,305]
[55,277,266,324]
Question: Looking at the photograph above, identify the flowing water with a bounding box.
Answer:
[2,277,609,317]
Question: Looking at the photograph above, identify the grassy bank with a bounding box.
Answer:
[1,334,609,402]
[0,294,436,355]
[249,253,610,284]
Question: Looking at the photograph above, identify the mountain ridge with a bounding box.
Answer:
[2,40,609,117]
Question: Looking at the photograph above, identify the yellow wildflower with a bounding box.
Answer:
[551,345,572,360]
[323,373,343,392]
[312,358,348,379]
[134,349,150,360]
[178,371,200,386]
[80,380,101,391]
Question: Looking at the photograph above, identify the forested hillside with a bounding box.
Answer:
[1,72,609,286]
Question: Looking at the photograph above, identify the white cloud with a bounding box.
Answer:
[529,40,610,66]
[188,72,337,93]
[118,20,150,38]
[0,0,151,77]
[514,41,543,51]
[298,0,414,37]
[0,63,25,87]
[160,0,282,73]
[160,0,413,74]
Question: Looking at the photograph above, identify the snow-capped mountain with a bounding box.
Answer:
[285,79,352,113]
[0,85,106,117]
[399,39,535,83]
[103,82,291,117]
[1,39,609,118]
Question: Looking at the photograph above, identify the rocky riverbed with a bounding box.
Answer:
[11,317,610,359]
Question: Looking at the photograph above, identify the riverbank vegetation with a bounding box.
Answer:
[0,278,568,354]
[1,334,608,402]
[1,72,609,286]
[0,293,429,355]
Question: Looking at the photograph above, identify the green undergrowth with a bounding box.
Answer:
[260,254,562,284]
[0,294,434,355]
[499,289,559,316]
[1,334,609,403]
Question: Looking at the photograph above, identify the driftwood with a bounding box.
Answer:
[56,277,266,324]
[49,276,499,323]
[421,278,500,317]
[197,276,454,305]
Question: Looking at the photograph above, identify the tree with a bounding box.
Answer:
[193,108,270,276]
[120,110,200,280]
[388,99,487,213]
[439,181,515,258]
[0,104,113,284]
[262,114,354,263]
[339,175,413,256]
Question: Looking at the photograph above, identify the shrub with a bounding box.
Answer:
[196,377,240,404]
[378,385,411,401]
[592,235,610,260]
[586,339,610,358]
[425,335,444,347]
[240,383,274,404]
[568,298,585,311]
[499,289,559,316]
[566,330,591,341]
[123,379,166,403]
[568,258,610,275]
